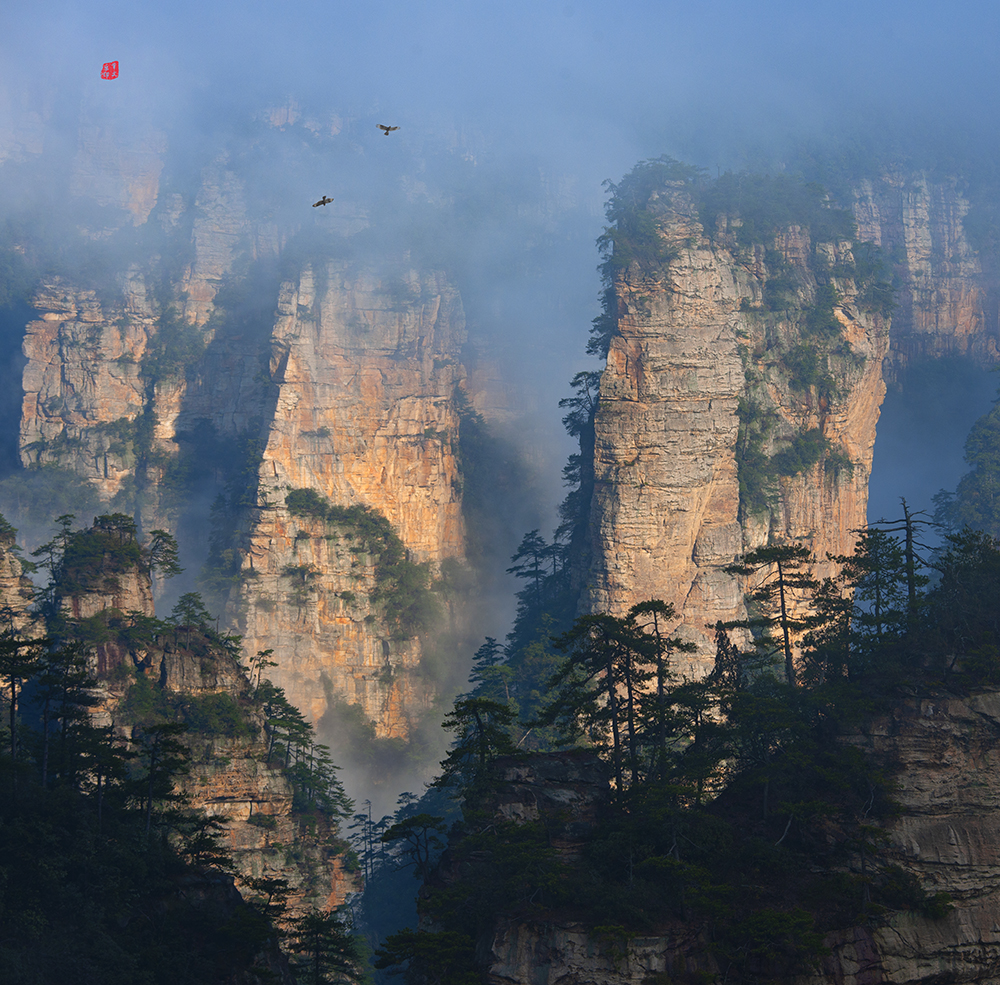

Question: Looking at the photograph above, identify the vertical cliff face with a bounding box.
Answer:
[585,188,747,669]
[46,518,357,920]
[235,262,467,733]
[69,120,168,227]
[20,274,158,501]
[585,172,1000,671]
[0,521,37,634]
[810,690,1000,985]
[585,182,889,671]
[20,254,469,734]
[852,173,1000,370]
[484,690,1000,985]
[12,105,472,738]
[18,151,268,518]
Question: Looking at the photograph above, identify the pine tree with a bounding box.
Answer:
[382,813,448,879]
[934,386,1000,538]
[434,696,517,791]
[506,530,550,611]
[542,612,657,790]
[289,909,367,985]
[724,544,819,686]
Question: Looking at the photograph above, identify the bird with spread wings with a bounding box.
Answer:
[312,196,334,207]
[377,124,400,135]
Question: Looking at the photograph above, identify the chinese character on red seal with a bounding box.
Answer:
[101,61,118,79]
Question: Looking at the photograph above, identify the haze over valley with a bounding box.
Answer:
[5,2,1000,983]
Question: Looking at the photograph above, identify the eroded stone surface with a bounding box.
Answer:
[853,174,1000,369]
[236,262,467,734]
[585,185,889,674]
[484,693,1000,985]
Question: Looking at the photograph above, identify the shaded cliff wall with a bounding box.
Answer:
[585,173,998,672]
[19,255,469,734]
[17,150,274,517]
[484,689,1000,985]
[853,173,1000,372]
[0,521,37,634]
[46,519,356,920]
[21,274,160,502]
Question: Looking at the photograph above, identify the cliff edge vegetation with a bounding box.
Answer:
[0,511,366,983]
[372,515,1000,985]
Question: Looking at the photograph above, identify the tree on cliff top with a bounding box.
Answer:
[289,908,368,985]
[433,696,517,793]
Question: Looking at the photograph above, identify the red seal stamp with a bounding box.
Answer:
[101,61,119,79]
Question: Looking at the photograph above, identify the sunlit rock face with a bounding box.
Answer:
[853,173,1000,370]
[584,183,889,674]
[235,261,467,734]
[262,263,466,564]
[584,173,1000,673]
[14,107,471,738]
[0,523,37,635]
[584,189,748,674]
[20,259,470,737]
[45,518,358,919]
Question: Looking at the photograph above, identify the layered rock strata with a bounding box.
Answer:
[814,689,1000,983]
[484,689,1000,985]
[52,520,356,919]
[17,132,470,736]
[20,274,157,502]
[235,262,467,732]
[586,184,890,673]
[852,173,1000,371]
[0,522,38,634]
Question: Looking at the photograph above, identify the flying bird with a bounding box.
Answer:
[377,124,400,136]
[312,196,334,207]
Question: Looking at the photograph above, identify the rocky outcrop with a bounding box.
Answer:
[815,689,1000,984]
[482,689,1000,985]
[852,173,1000,372]
[0,521,38,634]
[20,275,156,501]
[186,745,355,917]
[584,172,1000,673]
[17,129,471,737]
[101,643,358,919]
[487,921,708,985]
[19,258,469,737]
[586,184,889,672]
[476,751,608,855]
[49,518,357,919]
[585,189,748,670]
[236,262,467,733]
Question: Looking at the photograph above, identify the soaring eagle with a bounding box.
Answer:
[377,124,400,135]
[312,196,334,207]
